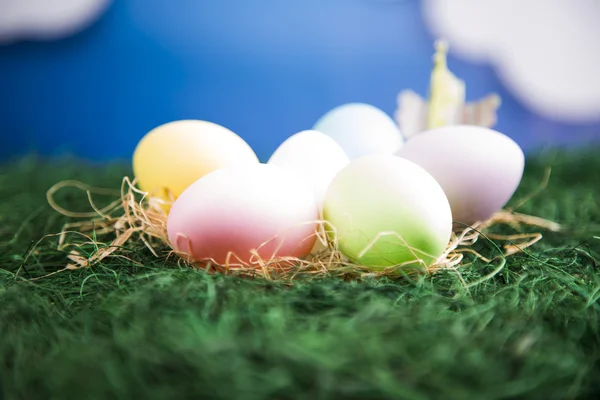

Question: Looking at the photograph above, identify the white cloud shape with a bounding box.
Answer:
[0,0,111,44]
[423,0,600,122]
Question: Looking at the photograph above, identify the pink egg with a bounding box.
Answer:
[166,163,319,267]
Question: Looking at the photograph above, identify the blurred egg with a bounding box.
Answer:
[323,155,452,269]
[313,103,404,160]
[396,125,525,226]
[267,130,350,254]
[167,163,319,267]
[132,119,259,203]
[267,130,350,209]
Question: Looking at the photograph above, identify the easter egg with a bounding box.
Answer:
[132,120,259,202]
[267,130,350,210]
[267,130,350,253]
[167,163,319,267]
[396,125,525,226]
[313,103,404,160]
[323,155,452,269]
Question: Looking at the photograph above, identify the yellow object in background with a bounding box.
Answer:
[394,39,501,138]
[132,120,259,204]
[426,39,466,129]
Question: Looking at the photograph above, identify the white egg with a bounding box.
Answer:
[267,130,350,209]
[313,103,404,160]
[267,130,350,254]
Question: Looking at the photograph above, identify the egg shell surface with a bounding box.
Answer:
[167,163,319,267]
[133,119,259,202]
[396,125,525,226]
[267,130,350,254]
[267,130,350,210]
[323,155,453,269]
[313,103,404,160]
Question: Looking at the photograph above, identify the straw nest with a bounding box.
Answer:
[29,168,560,283]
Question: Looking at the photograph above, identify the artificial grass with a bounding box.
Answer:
[0,148,599,400]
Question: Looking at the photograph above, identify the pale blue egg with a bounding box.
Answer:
[313,103,404,160]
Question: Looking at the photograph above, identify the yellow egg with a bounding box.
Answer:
[132,120,259,202]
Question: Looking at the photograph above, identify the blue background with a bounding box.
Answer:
[1,0,599,162]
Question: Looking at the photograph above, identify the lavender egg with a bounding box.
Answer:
[396,126,525,226]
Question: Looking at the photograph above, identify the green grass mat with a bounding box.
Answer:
[1,148,599,399]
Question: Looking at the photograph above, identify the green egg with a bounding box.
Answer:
[322,155,453,270]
